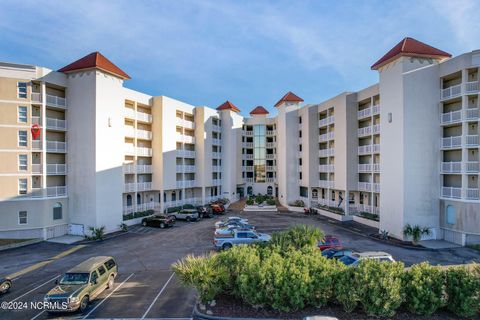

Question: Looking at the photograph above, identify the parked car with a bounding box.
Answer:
[0,278,12,294]
[196,206,213,218]
[214,217,248,228]
[215,227,254,236]
[215,220,254,229]
[141,214,175,228]
[171,209,199,222]
[213,230,271,250]
[318,235,342,251]
[321,248,353,260]
[44,256,118,313]
[339,251,395,267]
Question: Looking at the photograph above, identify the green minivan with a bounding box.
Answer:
[44,256,118,313]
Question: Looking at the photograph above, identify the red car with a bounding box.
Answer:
[318,236,342,251]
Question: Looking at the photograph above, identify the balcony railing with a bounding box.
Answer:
[358,107,372,119]
[32,140,42,150]
[243,142,253,148]
[244,154,254,160]
[441,110,462,124]
[177,149,196,158]
[266,177,276,183]
[373,163,380,172]
[319,131,334,142]
[441,186,462,199]
[212,138,221,145]
[319,180,334,188]
[137,147,152,157]
[358,182,372,191]
[373,183,380,193]
[124,182,152,192]
[125,146,135,155]
[373,144,380,153]
[358,145,372,155]
[441,162,462,174]
[465,188,480,200]
[176,165,196,173]
[465,81,480,94]
[319,148,334,157]
[47,164,67,175]
[266,166,276,171]
[266,154,275,159]
[319,164,334,172]
[125,108,135,119]
[266,142,276,148]
[244,177,254,183]
[358,164,372,172]
[46,118,67,130]
[212,152,221,158]
[32,164,42,174]
[212,124,221,132]
[244,131,253,136]
[243,166,253,171]
[441,136,462,149]
[176,180,196,188]
[30,186,67,198]
[137,111,152,123]
[46,141,67,153]
[466,161,480,173]
[31,93,67,108]
[441,84,462,100]
[358,126,372,137]
[465,108,479,121]
[176,118,195,129]
[372,104,380,115]
[266,130,276,136]
[136,129,152,140]
[372,124,380,134]
[465,135,480,147]
[212,165,222,172]
[318,116,334,127]
[212,179,222,185]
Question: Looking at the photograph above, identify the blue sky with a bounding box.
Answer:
[0,0,479,116]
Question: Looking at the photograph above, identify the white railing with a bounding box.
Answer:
[212,152,221,158]
[466,162,480,173]
[46,94,67,108]
[136,202,157,212]
[125,108,136,119]
[176,119,194,129]
[137,111,152,123]
[318,116,334,127]
[176,165,196,173]
[212,179,222,185]
[441,84,462,100]
[358,164,372,172]
[137,164,152,173]
[358,182,372,191]
[137,129,152,140]
[32,164,42,174]
[266,177,276,183]
[244,177,254,183]
[465,108,479,121]
[358,145,372,155]
[124,183,136,192]
[266,142,276,148]
[319,148,334,157]
[441,136,462,149]
[31,116,41,125]
[137,182,152,191]
[46,118,67,130]
[266,154,275,159]
[125,126,135,137]
[244,154,254,159]
[212,138,221,145]
[465,135,480,147]
[441,162,462,173]
[47,164,67,175]
[32,140,42,150]
[373,163,380,172]
[372,104,380,115]
[31,92,42,103]
[319,164,334,172]
[372,124,380,134]
[125,146,135,155]
[441,186,462,199]
[372,144,380,153]
[177,149,196,158]
[358,126,372,137]
[266,166,276,171]
[244,131,253,136]
[212,124,221,132]
[244,166,253,171]
[319,180,334,188]
[212,165,222,172]
[137,147,152,157]
[123,206,134,214]
[319,131,334,142]
[123,164,135,174]
[266,130,276,136]
[46,141,67,153]
[373,183,380,193]
[30,186,67,198]
[358,107,372,119]
[184,135,195,144]
[243,142,253,148]
[441,110,462,124]
[176,180,196,188]
[465,81,480,94]
[465,188,480,200]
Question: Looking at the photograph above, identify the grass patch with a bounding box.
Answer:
[0,238,34,246]
[468,244,480,252]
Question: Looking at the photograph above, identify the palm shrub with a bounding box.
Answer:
[270,225,323,251]
[87,226,105,240]
[403,262,446,315]
[355,259,405,317]
[445,265,480,317]
[403,224,430,245]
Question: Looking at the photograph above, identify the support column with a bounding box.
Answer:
[462,69,468,198]
[134,101,138,213]
[41,82,47,191]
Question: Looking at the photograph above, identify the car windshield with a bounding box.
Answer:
[59,273,90,285]
[339,256,357,265]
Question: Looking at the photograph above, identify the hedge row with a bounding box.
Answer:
[122,209,154,221]
[172,225,480,318]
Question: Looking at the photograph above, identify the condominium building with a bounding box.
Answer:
[0,37,479,245]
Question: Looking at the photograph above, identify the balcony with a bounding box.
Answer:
[465,108,479,121]
[266,130,276,136]
[266,177,276,183]
[125,108,135,119]
[372,144,380,153]
[125,146,135,155]
[319,148,334,157]
[136,202,158,212]
[32,140,42,150]
[244,177,254,183]
[466,162,480,173]
[441,84,462,100]
[46,141,67,153]
[212,124,221,132]
[372,104,380,115]
[319,164,334,172]
[441,110,462,125]
[373,163,380,172]
[358,126,372,137]
[176,165,196,173]
[30,186,68,198]
[266,166,276,171]
[319,132,334,142]
[137,129,152,140]
[137,147,152,157]
[244,131,253,136]
[176,118,195,129]
[243,166,253,171]
[266,154,275,159]
[125,127,135,137]
[358,107,372,119]
[46,118,67,131]
[137,111,152,123]
[465,135,480,147]
[358,164,372,172]
[177,149,196,158]
[212,138,221,145]
[243,154,254,160]
[358,145,372,155]
[176,180,196,188]
[212,179,222,185]
[124,182,152,192]
[243,142,253,148]
[441,162,462,174]
[465,81,480,94]
[373,183,380,193]
[372,124,380,134]
[47,164,67,175]
[31,93,67,109]
[32,164,42,174]
[318,116,334,127]
[266,142,276,148]
[358,182,372,192]
[441,186,462,199]
[319,180,334,188]
[441,136,462,149]
[212,152,221,158]
[465,188,480,200]
[212,165,221,172]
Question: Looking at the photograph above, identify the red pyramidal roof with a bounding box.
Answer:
[274,91,304,107]
[250,106,269,115]
[216,101,240,113]
[58,52,130,79]
[371,37,451,70]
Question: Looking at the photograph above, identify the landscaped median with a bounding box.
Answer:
[172,225,480,319]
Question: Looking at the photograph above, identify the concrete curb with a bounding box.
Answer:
[78,231,129,244]
[0,238,43,252]
[193,304,279,320]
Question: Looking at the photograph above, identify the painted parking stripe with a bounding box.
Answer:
[30,309,45,320]
[141,273,175,319]
[82,272,135,319]
[8,274,60,303]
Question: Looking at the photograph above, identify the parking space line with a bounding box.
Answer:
[141,273,175,319]
[82,272,135,319]
[9,274,60,303]
[30,309,45,320]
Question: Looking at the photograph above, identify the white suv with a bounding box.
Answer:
[340,251,395,266]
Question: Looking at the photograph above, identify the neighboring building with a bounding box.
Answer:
[0,37,479,245]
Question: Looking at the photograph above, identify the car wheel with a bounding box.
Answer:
[222,243,232,250]
[107,275,114,289]
[0,280,11,294]
[79,296,89,313]
[186,216,191,222]
[160,223,165,229]
[142,221,147,227]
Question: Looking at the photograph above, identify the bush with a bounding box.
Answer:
[271,225,323,251]
[359,211,379,221]
[86,226,105,240]
[288,199,305,207]
[335,265,359,312]
[183,204,195,209]
[445,265,480,317]
[266,199,276,206]
[403,224,430,245]
[403,262,446,315]
[355,259,404,317]
[119,223,128,232]
[245,199,254,206]
[166,206,181,213]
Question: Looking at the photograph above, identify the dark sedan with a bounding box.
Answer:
[141,215,175,228]
[321,248,353,260]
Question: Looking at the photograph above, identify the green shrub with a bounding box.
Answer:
[166,206,181,213]
[245,199,254,205]
[266,199,276,206]
[119,223,128,232]
[288,199,305,207]
[445,265,480,317]
[271,225,323,251]
[335,266,359,312]
[403,224,430,245]
[122,213,134,221]
[172,254,229,303]
[183,204,195,209]
[355,259,404,317]
[359,211,379,221]
[86,226,106,240]
[403,262,446,315]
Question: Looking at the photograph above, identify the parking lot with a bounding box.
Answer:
[1,208,479,319]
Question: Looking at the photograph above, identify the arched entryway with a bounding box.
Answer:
[267,186,273,196]
[247,186,253,196]
[127,194,132,206]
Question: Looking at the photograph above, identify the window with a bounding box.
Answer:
[299,172,302,179]
[299,158,302,166]
[312,189,318,199]
[446,205,456,225]
[299,130,302,138]
[18,211,27,224]
[53,202,62,220]
[299,116,302,124]
[90,271,99,283]
[18,106,27,123]
[18,179,27,195]
[237,232,247,238]
[105,259,116,270]
[97,266,106,276]
[18,154,27,171]
[17,82,27,98]
[299,144,302,151]
[18,131,27,147]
